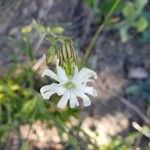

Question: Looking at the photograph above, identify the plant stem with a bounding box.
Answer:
[0,105,2,124]
[84,0,121,63]
[120,98,150,125]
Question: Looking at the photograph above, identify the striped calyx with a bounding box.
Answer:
[57,38,77,76]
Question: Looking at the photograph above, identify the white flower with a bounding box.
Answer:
[40,66,97,109]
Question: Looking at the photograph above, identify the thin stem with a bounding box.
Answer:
[120,98,150,125]
[84,0,121,63]
[34,33,47,52]
[132,122,150,138]
[0,105,2,124]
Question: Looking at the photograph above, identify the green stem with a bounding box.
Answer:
[83,0,121,63]
[0,105,1,124]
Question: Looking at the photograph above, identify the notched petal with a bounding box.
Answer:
[74,67,97,84]
[57,91,69,109]
[84,87,97,97]
[69,90,79,108]
[76,89,91,107]
[42,69,58,81]
[81,93,91,106]
[40,83,58,100]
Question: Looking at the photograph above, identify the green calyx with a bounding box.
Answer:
[57,37,77,76]
[46,36,78,76]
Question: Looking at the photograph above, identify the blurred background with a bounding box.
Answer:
[0,0,150,149]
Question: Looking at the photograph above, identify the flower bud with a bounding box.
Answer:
[57,38,77,76]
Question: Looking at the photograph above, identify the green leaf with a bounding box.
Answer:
[32,21,46,34]
[135,17,148,32]
[36,99,47,115]
[84,0,96,8]
[119,26,130,43]
[51,26,64,34]
[135,0,148,10]
[0,125,10,142]
[101,0,125,15]
[123,2,137,21]
[46,46,56,64]
[123,0,148,21]
[21,141,30,150]
[21,25,32,33]
[21,98,37,115]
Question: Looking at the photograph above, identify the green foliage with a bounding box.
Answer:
[21,141,30,150]
[122,0,147,21]
[140,11,150,43]
[1,20,99,147]
[84,0,149,43]
[32,22,78,75]
[135,17,148,32]
[32,20,64,36]
[101,0,124,15]
[0,60,98,149]
[84,0,95,7]
[117,0,149,42]
[84,0,124,17]
[101,131,148,150]
[141,27,150,43]
[126,79,150,102]
[9,32,34,62]
[1,7,149,147]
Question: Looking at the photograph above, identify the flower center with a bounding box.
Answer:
[64,81,76,89]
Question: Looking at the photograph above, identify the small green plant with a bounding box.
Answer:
[101,129,150,150]
[84,0,149,42]
[116,0,149,42]
[0,22,99,149]
[0,64,99,149]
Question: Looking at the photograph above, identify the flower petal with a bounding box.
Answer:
[80,93,91,106]
[57,91,69,109]
[42,69,58,81]
[83,79,94,84]
[73,68,97,84]
[56,85,66,96]
[69,90,79,108]
[57,66,68,82]
[40,83,59,100]
[83,87,97,97]
[75,88,91,106]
